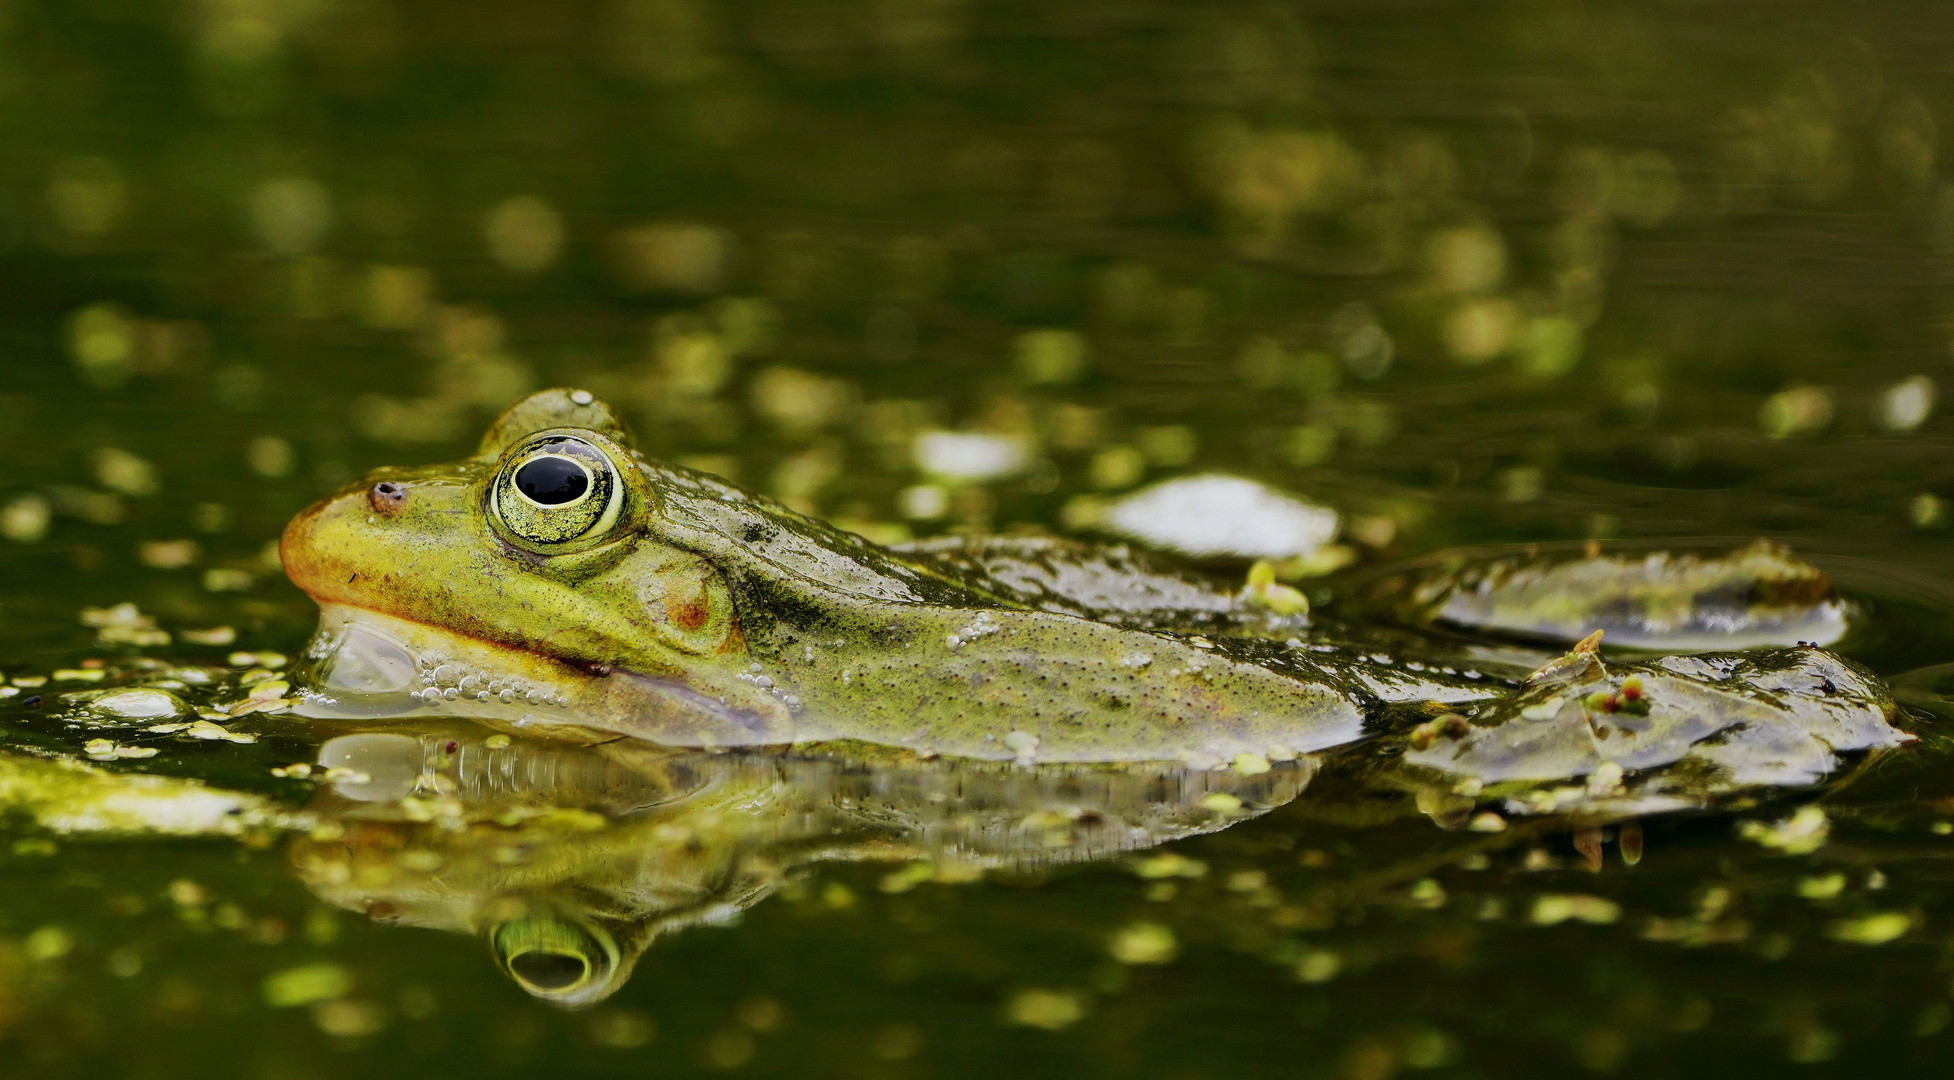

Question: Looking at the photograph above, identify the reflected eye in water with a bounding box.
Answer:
[491,434,623,547]
[489,907,623,1007]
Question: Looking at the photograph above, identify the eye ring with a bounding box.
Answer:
[491,434,624,547]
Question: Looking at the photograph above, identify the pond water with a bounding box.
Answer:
[0,1,1953,1077]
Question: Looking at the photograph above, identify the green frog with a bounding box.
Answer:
[280,389,1910,784]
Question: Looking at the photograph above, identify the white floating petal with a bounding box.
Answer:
[913,431,1028,482]
[1102,474,1338,558]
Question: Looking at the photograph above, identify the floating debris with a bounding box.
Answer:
[1107,921,1178,964]
[0,753,275,835]
[228,679,292,717]
[1238,560,1309,615]
[1131,852,1207,879]
[263,962,354,1008]
[1102,474,1338,559]
[1737,806,1830,855]
[1529,894,1622,926]
[1878,375,1936,433]
[1797,873,1846,900]
[1759,385,1833,439]
[185,720,257,744]
[52,669,106,683]
[913,431,1028,482]
[24,926,72,961]
[83,739,157,760]
[1825,912,1912,945]
[80,603,170,647]
[0,494,50,543]
[1230,752,1271,776]
[1294,950,1341,983]
[88,688,186,719]
[137,539,200,569]
[1003,988,1088,1031]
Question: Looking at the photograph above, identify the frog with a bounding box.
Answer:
[282,387,1392,765]
[279,388,1911,785]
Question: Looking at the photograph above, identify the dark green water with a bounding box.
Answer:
[0,1,1953,1076]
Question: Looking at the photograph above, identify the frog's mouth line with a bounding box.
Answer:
[291,604,792,747]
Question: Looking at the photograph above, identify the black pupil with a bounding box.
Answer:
[510,950,589,990]
[515,455,589,505]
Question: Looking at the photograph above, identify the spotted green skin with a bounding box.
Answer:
[282,389,1370,763]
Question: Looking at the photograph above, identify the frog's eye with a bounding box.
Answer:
[489,910,622,1006]
[493,435,624,546]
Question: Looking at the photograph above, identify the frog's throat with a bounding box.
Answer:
[292,604,795,748]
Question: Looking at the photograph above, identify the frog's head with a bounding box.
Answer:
[281,389,792,743]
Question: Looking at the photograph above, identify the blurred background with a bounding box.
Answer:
[0,2,1950,1076]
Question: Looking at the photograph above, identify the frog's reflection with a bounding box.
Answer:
[288,727,1312,1006]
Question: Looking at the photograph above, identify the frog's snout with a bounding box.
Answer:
[368,481,409,516]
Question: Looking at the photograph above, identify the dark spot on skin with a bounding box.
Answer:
[740,520,777,544]
[443,740,459,753]
[368,481,409,516]
[348,573,359,585]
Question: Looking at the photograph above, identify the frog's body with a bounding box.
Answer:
[284,390,1376,764]
[282,389,1907,778]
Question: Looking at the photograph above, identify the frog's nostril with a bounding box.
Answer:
[368,481,408,516]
